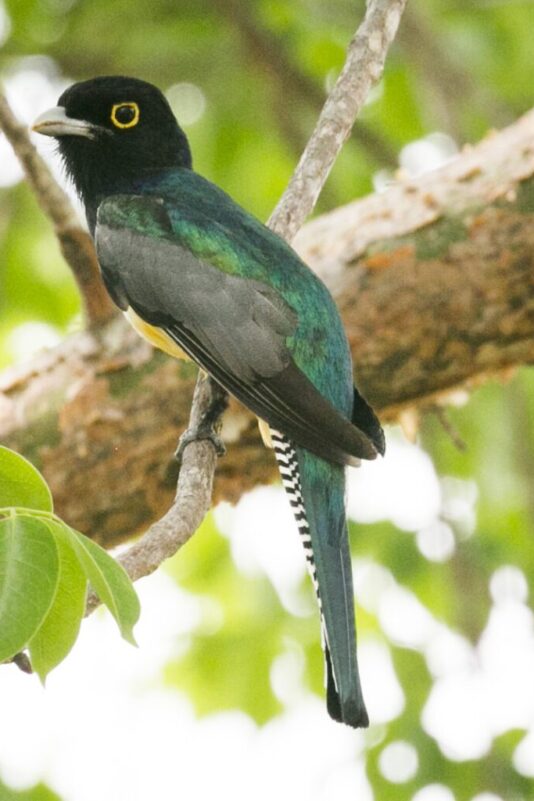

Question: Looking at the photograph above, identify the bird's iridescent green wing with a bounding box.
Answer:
[96,193,379,464]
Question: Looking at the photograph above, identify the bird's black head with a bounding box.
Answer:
[33,76,192,228]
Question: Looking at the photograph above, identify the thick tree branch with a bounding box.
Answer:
[2,107,533,549]
[0,93,116,327]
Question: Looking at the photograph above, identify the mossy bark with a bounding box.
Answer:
[2,109,534,546]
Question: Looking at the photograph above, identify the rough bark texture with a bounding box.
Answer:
[296,107,534,413]
[1,109,534,547]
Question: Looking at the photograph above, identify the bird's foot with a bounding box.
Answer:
[174,423,226,463]
[174,378,229,465]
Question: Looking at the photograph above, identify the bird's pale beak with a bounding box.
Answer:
[32,106,97,139]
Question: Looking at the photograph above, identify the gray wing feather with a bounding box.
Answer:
[96,225,297,381]
[96,206,380,465]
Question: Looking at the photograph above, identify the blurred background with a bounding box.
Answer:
[1,1,534,799]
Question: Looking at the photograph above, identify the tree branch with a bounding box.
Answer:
[215,0,398,167]
[0,93,116,327]
[3,105,533,550]
[85,373,221,614]
[268,0,407,240]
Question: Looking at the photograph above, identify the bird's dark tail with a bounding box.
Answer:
[271,430,368,728]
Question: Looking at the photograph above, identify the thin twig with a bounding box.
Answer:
[268,0,407,240]
[433,407,467,452]
[0,93,116,327]
[95,0,406,603]
[216,0,397,167]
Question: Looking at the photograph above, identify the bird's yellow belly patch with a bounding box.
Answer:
[126,308,271,450]
[124,307,191,362]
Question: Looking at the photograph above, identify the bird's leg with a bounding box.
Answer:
[175,375,229,464]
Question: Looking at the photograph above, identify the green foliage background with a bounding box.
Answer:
[1,1,533,799]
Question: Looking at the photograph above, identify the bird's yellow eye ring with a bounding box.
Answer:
[111,102,140,129]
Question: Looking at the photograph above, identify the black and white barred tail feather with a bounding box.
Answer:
[271,428,368,727]
[271,430,323,611]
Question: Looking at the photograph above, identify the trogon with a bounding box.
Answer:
[33,76,385,728]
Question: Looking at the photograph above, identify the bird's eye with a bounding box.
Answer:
[111,102,140,129]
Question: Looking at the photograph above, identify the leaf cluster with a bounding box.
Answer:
[0,446,140,681]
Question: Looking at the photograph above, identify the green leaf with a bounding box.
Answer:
[0,515,59,662]
[0,446,53,512]
[64,527,140,645]
[0,779,63,801]
[29,521,87,682]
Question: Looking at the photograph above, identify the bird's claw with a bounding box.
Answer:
[174,424,226,464]
[174,378,229,466]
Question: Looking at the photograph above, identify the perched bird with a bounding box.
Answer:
[33,76,384,728]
